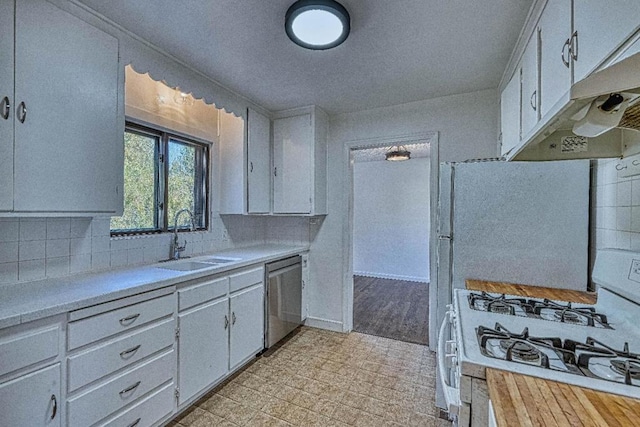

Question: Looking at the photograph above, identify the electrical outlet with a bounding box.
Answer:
[629,259,640,283]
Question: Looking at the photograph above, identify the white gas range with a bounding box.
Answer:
[438,249,640,426]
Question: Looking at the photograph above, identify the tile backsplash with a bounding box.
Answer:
[592,158,640,253]
[0,214,318,286]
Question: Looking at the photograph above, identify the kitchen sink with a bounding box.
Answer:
[199,256,240,264]
[158,261,215,272]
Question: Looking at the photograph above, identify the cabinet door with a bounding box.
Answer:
[0,363,61,426]
[219,111,246,214]
[13,0,120,213]
[229,285,264,370]
[247,108,271,214]
[573,0,640,82]
[500,72,521,156]
[539,0,572,118]
[178,298,229,405]
[520,32,540,139]
[273,114,313,214]
[0,0,13,211]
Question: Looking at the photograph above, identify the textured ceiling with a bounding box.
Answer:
[77,0,532,114]
[352,143,430,163]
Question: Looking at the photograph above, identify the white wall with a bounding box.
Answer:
[306,88,499,332]
[353,158,430,282]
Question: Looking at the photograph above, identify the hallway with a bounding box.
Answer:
[353,276,429,345]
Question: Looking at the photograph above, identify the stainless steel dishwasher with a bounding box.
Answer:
[265,256,302,348]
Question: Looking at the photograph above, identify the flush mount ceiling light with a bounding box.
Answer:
[285,0,351,50]
[385,146,411,162]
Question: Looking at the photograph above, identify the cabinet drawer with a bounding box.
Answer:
[67,349,174,427]
[98,382,174,427]
[0,324,59,377]
[178,277,228,311]
[68,294,174,350]
[68,318,174,392]
[229,267,263,293]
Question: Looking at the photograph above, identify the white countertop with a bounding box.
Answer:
[0,244,307,329]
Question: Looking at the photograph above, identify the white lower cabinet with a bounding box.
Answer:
[178,298,229,405]
[66,290,176,427]
[229,284,264,370]
[177,265,265,409]
[0,316,63,427]
[0,363,61,426]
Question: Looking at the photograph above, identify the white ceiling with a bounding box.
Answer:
[77,0,532,115]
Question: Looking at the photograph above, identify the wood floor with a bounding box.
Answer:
[353,276,429,345]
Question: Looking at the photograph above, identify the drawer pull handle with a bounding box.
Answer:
[17,101,26,123]
[127,418,141,427]
[119,313,141,325]
[224,314,229,329]
[232,312,236,325]
[119,344,141,358]
[1,96,9,120]
[119,381,141,396]
[50,394,57,420]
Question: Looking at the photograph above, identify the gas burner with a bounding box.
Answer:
[467,292,612,329]
[553,309,581,323]
[489,301,513,314]
[610,360,640,379]
[534,299,611,329]
[468,292,532,316]
[476,323,576,371]
[499,339,541,362]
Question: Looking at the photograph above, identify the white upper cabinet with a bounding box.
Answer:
[247,108,271,214]
[538,0,572,118]
[0,1,13,212]
[573,0,640,83]
[500,71,521,156]
[520,31,540,139]
[219,110,246,214]
[9,0,122,214]
[272,106,327,215]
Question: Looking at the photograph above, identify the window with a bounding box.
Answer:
[111,124,209,234]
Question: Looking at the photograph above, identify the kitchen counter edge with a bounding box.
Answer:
[0,244,308,329]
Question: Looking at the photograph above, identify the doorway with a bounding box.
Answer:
[349,140,433,345]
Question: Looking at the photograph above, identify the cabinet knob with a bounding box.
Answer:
[561,38,571,68]
[119,313,140,325]
[17,101,26,123]
[530,91,537,112]
[570,31,578,61]
[127,418,141,427]
[119,380,141,396]
[50,394,57,420]
[0,96,9,120]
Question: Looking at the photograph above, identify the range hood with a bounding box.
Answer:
[510,51,640,161]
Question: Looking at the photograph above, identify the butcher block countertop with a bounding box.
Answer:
[467,279,638,426]
[465,279,597,304]
[487,369,640,427]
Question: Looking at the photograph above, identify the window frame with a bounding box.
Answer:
[111,122,210,236]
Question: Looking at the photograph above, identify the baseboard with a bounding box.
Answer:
[304,316,344,333]
[354,271,429,283]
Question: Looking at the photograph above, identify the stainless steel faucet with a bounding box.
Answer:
[171,209,195,260]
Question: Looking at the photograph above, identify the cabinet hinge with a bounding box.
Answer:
[159,154,165,162]
[175,387,180,400]
[175,327,180,339]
